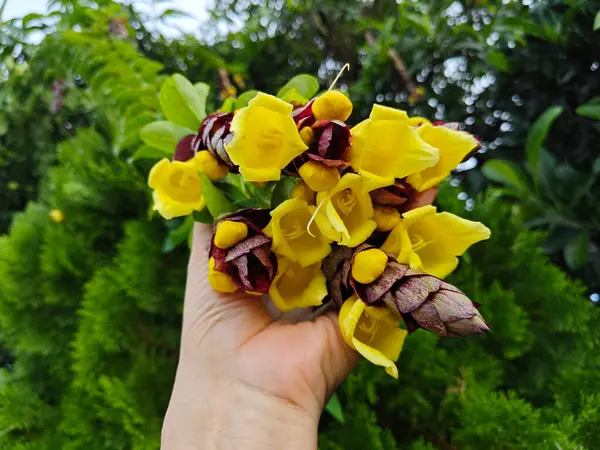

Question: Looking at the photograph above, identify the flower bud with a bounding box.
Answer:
[208,257,238,293]
[298,161,340,192]
[194,150,229,180]
[312,91,353,122]
[291,181,317,205]
[214,221,249,249]
[299,126,315,145]
[372,205,401,232]
[351,248,388,284]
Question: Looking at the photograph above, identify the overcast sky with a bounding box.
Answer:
[3,0,208,36]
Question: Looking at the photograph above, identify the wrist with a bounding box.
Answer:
[162,374,318,450]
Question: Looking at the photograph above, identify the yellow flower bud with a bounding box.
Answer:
[291,181,317,205]
[208,257,238,293]
[214,221,249,249]
[299,127,315,145]
[49,209,64,223]
[372,205,401,232]
[312,90,353,122]
[194,150,229,180]
[352,248,388,284]
[298,161,340,192]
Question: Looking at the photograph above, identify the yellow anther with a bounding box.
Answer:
[214,221,249,249]
[352,248,388,284]
[372,205,401,232]
[194,150,229,180]
[291,181,317,205]
[208,257,238,293]
[298,161,340,192]
[312,91,353,122]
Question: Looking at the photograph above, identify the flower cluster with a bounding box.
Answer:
[147,79,491,378]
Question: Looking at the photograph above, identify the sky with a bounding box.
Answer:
[3,0,209,37]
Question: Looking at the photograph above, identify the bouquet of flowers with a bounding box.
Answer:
[142,73,491,378]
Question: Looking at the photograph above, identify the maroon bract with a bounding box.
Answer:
[197,112,235,169]
[173,134,197,162]
[210,209,277,294]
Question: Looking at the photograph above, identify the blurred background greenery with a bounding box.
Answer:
[1,0,600,448]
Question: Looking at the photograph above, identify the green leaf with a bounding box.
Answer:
[160,74,207,130]
[271,177,298,208]
[140,121,192,153]
[487,51,510,72]
[594,11,600,31]
[277,74,319,100]
[281,88,309,105]
[536,148,559,201]
[563,232,589,271]
[525,106,563,180]
[325,393,345,424]
[194,82,210,100]
[193,208,214,224]
[219,97,236,113]
[199,173,236,219]
[576,98,600,120]
[22,12,45,28]
[163,215,194,253]
[160,8,191,20]
[481,160,530,193]
[235,90,259,109]
[131,145,170,162]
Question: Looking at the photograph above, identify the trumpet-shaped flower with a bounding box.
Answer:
[269,257,328,312]
[148,157,206,220]
[315,173,377,247]
[225,93,308,182]
[349,105,439,189]
[381,205,491,279]
[339,295,407,378]
[406,123,479,192]
[264,198,332,267]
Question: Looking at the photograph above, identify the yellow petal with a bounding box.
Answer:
[298,161,340,192]
[249,91,293,114]
[152,190,204,220]
[338,296,365,347]
[408,116,431,127]
[372,205,401,232]
[214,221,249,249]
[312,90,353,122]
[416,245,459,279]
[370,104,408,122]
[299,127,315,145]
[238,166,282,182]
[406,124,478,192]
[193,151,229,181]
[208,257,238,293]
[147,158,171,189]
[352,248,388,284]
[291,181,317,205]
[269,258,327,312]
[401,205,437,227]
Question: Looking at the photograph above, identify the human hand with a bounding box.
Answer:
[162,224,358,450]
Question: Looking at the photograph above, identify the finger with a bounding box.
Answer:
[181,223,272,349]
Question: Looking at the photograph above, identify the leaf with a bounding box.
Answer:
[131,145,170,162]
[325,393,345,424]
[536,148,559,201]
[235,90,259,109]
[193,209,214,224]
[194,82,210,100]
[481,160,530,193]
[163,215,194,253]
[140,121,192,153]
[525,106,563,180]
[563,232,589,271]
[271,177,298,208]
[160,74,207,130]
[160,8,191,20]
[199,173,236,219]
[219,97,236,113]
[487,51,510,72]
[22,13,45,28]
[277,74,319,101]
[594,11,600,31]
[576,98,600,120]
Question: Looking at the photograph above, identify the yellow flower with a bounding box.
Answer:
[49,209,64,223]
[225,92,308,182]
[148,157,206,220]
[214,221,249,249]
[381,205,491,279]
[339,296,407,378]
[291,181,317,205]
[406,123,479,192]
[314,173,377,247]
[269,257,328,312]
[194,150,229,181]
[349,105,439,189]
[372,205,401,232]
[264,198,332,267]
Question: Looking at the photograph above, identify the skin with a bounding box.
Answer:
[162,224,358,450]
